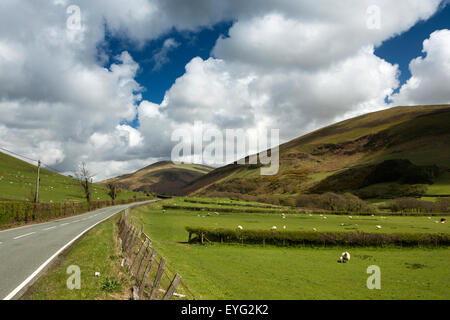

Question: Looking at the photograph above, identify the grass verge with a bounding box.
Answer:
[22,215,131,300]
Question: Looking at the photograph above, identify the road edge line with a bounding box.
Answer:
[3,200,157,300]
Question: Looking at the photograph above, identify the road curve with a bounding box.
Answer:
[0,200,157,300]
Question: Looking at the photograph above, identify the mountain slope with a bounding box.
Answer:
[181,105,450,198]
[102,161,213,195]
[0,151,143,202]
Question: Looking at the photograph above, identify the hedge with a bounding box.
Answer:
[166,205,450,216]
[0,197,152,229]
[185,226,450,247]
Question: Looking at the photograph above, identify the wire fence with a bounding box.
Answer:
[118,209,196,300]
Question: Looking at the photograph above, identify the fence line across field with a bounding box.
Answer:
[117,209,195,300]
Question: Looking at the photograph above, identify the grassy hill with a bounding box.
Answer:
[101,161,213,195]
[182,105,450,200]
[0,151,144,203]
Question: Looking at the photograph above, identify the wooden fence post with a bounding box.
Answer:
[136,243,153,280]
[162,274,182,300]
[138,249,157,298]
[150,258,166,300]
[121,224,131,248]
[123,227,136,254]
[127,231,142,263]
[131,238,149,274]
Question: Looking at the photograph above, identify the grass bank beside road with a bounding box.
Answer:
[22,215,132,300]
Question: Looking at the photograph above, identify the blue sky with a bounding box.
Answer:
[375,3,450,91]
[101,2,450,129]
[103,4,450,103]
[2,1,450,179]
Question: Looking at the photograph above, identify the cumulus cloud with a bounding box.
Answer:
[152,38,180,71]
[0,0,447,180]
[392,29,450,105]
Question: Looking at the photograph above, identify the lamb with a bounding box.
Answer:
[271,226,277,231]
[338,252,351,263]
[376,225,382,230]
[237,225,243,230]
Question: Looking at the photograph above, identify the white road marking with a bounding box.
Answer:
[43,226,57,231]
[60,223,70,227]
[3,208,126,300]
[3,200,157,300]
[13,232,36,240]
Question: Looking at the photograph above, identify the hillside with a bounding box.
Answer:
[102,161,213,195]
[182,105,450,200]
[0,151,144,202]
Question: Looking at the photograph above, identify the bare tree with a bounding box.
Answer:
[76,162,94,207]
[106,183,120,201]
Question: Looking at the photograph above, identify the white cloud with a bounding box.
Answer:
[0,0,447,181]
[153,38,180,71]
[392,29,450,105]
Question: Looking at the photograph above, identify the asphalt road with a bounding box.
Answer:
[0,200,157,300]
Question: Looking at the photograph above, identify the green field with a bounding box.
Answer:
[127,200,450,299]
[0,151,145,203]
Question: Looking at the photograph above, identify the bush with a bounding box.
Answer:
[296,192,376,213]
[0,197,153,229]
[386,197,450,213]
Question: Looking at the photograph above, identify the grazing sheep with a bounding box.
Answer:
[95,272,101,277]
[349,216,353,219]
[215,212,219,215]
[323,216,327,220]
[313,228,317,232]
[338,252,351,263]
[441,218,447,224]
[283,226,287,230]
[271,226,277,231]
[237,225,243,230]
[376,225,382,230]
[309,214,313,217]
[282,214,286,219]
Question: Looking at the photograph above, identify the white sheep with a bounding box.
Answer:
[283,226,287,230]
[376,225,382,230]
[237,225,243,230]
[338,252,351,263]
[313,228,317,232]
[349,216,353,219]
[271,226,277,231]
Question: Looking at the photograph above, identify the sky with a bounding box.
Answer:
[1,0,450,181]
